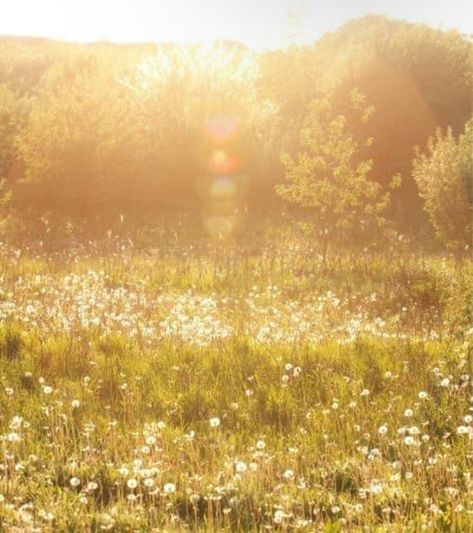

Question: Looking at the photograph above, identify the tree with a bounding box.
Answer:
[16,52,143,218]
[125,43,277,211]
[275,90,396,261]
[261,16,473,226]
[0,84,29,184]
[413,118,473,256]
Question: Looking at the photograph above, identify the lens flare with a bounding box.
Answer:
[210,176,237,199]
[209,149,238,174]
[204,116,239,143]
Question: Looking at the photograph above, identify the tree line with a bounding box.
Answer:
[0,15,471,251]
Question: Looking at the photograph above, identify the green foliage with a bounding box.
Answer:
[276,91,390,258]
[16,53,143,215]
[0,16,470,231]
[261,16,473,224]
[413,117,473,253]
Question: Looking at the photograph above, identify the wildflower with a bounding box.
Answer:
[404,408,413,417]
[418,391,428,399]
[404,436,415,446]
[209,417,220,428]
[256,439,266,450]
[440,378,450,387]
[163,482,176,493]
[378,425,388,435]
[127,478,138,489]
[235,460,248,473]
[283,469,294,479]
[42,385,53,395]
[370,482,383,494]
[71,400,80,409]
[9,416,23,429]
[7,432,20,442]
[360,389,370,397]
[69,477,81,488]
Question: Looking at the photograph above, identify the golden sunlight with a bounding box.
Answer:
[0,1,472,529]
[2,0,471,50]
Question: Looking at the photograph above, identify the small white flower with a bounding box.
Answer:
[163,482,176,493]
[209,417,220,428]
[283,469,294,479]
[7,432,20,442]
[235,461,247,473]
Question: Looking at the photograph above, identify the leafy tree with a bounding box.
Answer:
[16,53,143,217]
[276,91,396,261]
[126,43,277,211]
[413,118,473,255]
[0,84,29,184]
[261,16,473,225]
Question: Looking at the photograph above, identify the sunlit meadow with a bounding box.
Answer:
[0,1,473,531]
[0,225,471,531]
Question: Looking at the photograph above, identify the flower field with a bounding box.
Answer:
[0,233,471,531]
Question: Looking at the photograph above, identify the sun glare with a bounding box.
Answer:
[2,0,472,50]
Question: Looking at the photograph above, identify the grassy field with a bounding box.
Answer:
[0,227,472,531]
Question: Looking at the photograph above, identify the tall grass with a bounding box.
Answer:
[0,222,471,530]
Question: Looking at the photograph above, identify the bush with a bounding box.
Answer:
[413,118,473,256]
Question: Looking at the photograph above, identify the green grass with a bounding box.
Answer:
[0,232,471,531]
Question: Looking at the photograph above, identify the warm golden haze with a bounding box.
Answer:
[2,0,473,49]
[0,9,472,532]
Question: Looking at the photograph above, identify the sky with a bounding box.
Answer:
[1,0,472,49]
